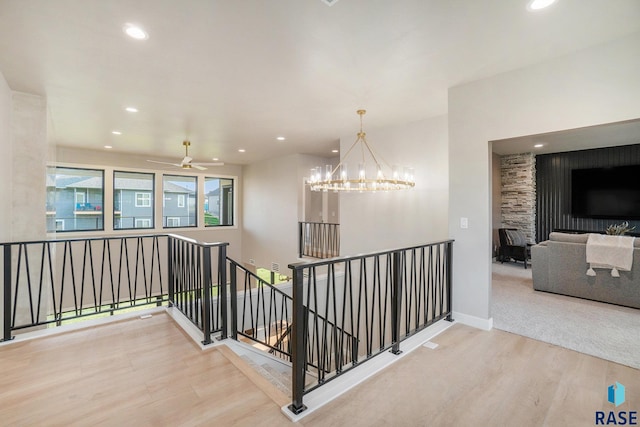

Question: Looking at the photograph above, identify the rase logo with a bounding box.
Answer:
[595,382,637,425]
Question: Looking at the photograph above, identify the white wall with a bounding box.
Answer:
[340,115,449,255]
[242,153,332,272]
[0,72,11,242]
[448,32,640,325]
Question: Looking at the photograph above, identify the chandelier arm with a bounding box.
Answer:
[359,136,387,173]
[329,135,361,176]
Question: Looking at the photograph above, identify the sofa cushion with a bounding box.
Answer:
[549,231,640,247]
[549,232,589,244]
[504,229,527,246]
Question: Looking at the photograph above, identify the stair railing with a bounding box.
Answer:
[167,234,228,345]
[287,239,454,414]
[299,221,340,259]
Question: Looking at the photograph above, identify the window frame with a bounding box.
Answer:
[135,192,152,208]
[47,166,105,233]
[135,218,152,228]
[162,175,197,229]
[113,170,155,231]
[166,217,181,227]
[204,176,235,227]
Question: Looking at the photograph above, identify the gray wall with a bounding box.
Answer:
[340,115,449,255]
[0,72,11,242]
[449,31,640,327]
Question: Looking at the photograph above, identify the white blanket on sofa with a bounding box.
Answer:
[586,233,635,277]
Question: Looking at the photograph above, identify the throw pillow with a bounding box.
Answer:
[505,230,527,247]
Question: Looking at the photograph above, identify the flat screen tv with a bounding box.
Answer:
[571,165,640,219]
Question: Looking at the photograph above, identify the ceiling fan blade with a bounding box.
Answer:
[147,160,182,167]
[192,162,225,166]
[191,164,207,171]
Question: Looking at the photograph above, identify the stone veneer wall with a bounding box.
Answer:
[501,153,536,243]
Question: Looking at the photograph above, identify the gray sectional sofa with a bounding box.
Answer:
[531,232,640,309]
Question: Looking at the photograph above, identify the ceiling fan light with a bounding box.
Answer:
[123,23,149,40]
[527,0,557,11]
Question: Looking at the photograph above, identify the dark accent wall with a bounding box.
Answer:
[536,144,640,242]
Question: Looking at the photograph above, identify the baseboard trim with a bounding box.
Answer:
[281,319,454,422]
[452,311,493,331]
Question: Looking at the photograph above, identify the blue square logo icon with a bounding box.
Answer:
[608,382,626,407]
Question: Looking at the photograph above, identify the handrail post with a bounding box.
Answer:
[446,241,454,322]
[218,244,228,339]
[3,244,13,342]
[298,222,303,258]
[229,259,237,340]
[390,251,402,355]
[168,237,174,307]
[202,246,212,345]
[288,263,307,415]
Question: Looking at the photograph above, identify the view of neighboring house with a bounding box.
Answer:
[204,177,233,226]
[162,175,197,228]
[46,171,104,232]
[113,173,154,229]
[46,169,199,232]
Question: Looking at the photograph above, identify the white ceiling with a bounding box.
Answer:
[492,118,640,156]
[1,0,640,165]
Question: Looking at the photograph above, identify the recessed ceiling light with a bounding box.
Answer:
[332,149,339,153]
[212,157,219,161]
[276,136,286,141]
[104,145,113,149]
[123,23,148,40]
[112,131,122,135]
[125,107,138,113]
[238,149,246,153]
[534,143,544,148]
[527,0,557,11]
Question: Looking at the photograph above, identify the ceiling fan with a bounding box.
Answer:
[147,140,224,171]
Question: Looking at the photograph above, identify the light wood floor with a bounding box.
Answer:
[1,313,638,426]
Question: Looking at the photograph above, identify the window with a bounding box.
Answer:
[46,167,104,232]
[114,171,154,230]
[166,217,180,227]
[163,175,197,228]
[135,218,152,228]
[135,192,152,207]
[204,177,234,226]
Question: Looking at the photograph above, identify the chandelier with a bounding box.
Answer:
[309,109,416,192]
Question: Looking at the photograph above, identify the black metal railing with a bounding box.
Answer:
[228,260,357,367]
[299,222,340,259]
[287,239,453,414]
[228,260,293,358]
[2,232,452,417]
[167,235,228,345]
[2,234,228,345]
[2,235,166,341]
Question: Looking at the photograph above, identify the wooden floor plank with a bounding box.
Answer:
[1,313,638,426]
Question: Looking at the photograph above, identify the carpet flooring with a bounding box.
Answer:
[492,260,640,370]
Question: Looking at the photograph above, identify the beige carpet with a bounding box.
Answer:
[492,260,640,369]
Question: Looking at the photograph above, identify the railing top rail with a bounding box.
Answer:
[299,221,340,226]
[1,233,229,248]
[289,238,454,270]
[0,233,171,246]
[167,233,229,248]
[228,258,292,299]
